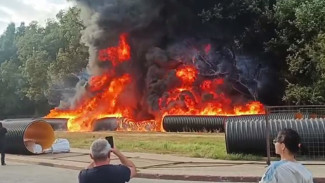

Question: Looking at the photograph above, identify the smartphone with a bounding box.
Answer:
[105,136,114,148]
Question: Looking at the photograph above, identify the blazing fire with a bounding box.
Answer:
[46,33,265,132]
[158,65,264,117]
[98,33,131,66]
[46,74,131,131]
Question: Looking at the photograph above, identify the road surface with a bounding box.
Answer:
[0,161,250,183]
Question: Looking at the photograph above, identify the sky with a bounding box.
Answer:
[0,0,72,35]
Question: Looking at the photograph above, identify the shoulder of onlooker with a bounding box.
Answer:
[261,161,288,182]
[114,164,131,175]
[79,168,88,175]
[79,167,93,176]
[270,160,288,169]
[114,164,130,170]
[265,161,288,176]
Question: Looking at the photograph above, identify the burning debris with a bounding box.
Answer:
[46,0,267,132]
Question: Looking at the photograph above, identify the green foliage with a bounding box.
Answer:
[0,60,23,115]
[200,0,325,104]
[199,0,275,50]
[16,22,45,61]
[56,131,262,161]
[47,7,88,86]
[21,50,51,101]
[199,0,270,25]
[2,0,325,117]
[269,0,325,104]
[0,7,88,117]
[283,83,324,104]
[0,23,17,64]
[48,47,88,85]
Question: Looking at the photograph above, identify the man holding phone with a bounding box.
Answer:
[78,138,136,183]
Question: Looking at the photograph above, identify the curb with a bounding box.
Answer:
[7,157,325,183]
[7,157,82,170]
[136,173,261,182]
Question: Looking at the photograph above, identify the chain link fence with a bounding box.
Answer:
[265,105,325,164]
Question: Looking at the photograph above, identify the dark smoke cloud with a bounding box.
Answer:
[62,0,278,120]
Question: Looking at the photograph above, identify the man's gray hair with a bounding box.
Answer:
[90,139,111,161]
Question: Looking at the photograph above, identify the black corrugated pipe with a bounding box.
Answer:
[93,117,119,131]
[162,113,300,132]
[225,118,325,156]
[2,118,35,122]
[40,118,68,131]
[3,118,68,131]
[163,115,226,132]
[2,120,55,155]
[226,113,303,122]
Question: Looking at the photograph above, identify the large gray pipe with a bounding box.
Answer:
[225,118,325,156]
[92,117,119,131]
[40,118,68,131]
[2,120,55,155]
[162,113,301,132]
[163,115,226,132]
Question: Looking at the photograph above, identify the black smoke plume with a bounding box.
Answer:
[60,0,279,120]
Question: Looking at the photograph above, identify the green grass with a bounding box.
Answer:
[55,131,262,161]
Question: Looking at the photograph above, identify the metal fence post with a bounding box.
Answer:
[265,107,271,165]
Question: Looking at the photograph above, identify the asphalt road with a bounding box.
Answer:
[0,162,248,183]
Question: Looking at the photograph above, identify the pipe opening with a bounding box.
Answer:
[23,121,55,154]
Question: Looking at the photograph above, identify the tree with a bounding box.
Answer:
[46,7,88,105]
[41,20,64,60]
[198,0,283,104]
[199,0,276,51]
[16,22,45,62]
[0,23,17,64]
[268,0,325,104]
[21,50,50,101]
[0,6,89,117]
[0,60,34,117]
[47,7,88,85]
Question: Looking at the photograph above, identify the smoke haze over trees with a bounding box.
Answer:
[1,0,325,118]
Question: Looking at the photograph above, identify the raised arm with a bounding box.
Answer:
[111,148,137,178]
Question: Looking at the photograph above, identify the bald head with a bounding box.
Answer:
[90,139,111,161]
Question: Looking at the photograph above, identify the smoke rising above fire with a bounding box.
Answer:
[47,0,268,131]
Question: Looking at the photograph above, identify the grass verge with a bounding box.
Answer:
[55,131,262,161]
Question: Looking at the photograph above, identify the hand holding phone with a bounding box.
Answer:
[105,136,114,148]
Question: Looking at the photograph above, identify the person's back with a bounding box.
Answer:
[0,127,7,142]
[0,123,7,165]
[79,164,130,183]
[78,138,136,183]
[260,160,313,183]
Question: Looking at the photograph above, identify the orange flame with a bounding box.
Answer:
[46,34,265,132]
[88,74,110,92]
[47,74,132,132]
[98,33,131,66]
[159,65,265,117]
[116,118,158,132]
[234,101,265,115]
[176,65,197,84]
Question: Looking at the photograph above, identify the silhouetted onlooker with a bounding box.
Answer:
[260,128,313,183]
[0,122,7,165]
[78,138,136,183]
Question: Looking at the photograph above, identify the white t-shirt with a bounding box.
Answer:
[260,160,313,183]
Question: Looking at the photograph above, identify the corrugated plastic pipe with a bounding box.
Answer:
[41,118,68,131]
[2,120,55,154]
[225,118,325,156]
[163,115,226,132]
[92,117,119,131]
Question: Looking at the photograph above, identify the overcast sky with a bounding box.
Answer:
[0,0,72,35]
